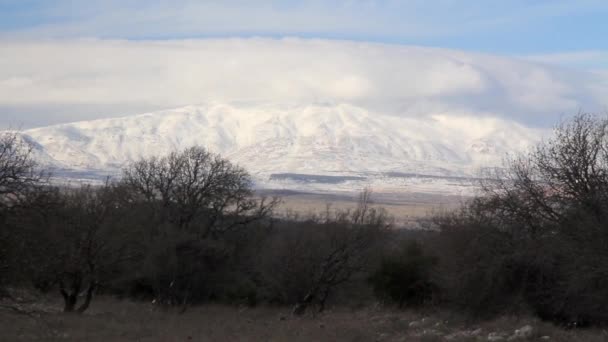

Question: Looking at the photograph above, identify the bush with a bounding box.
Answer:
[432,212,535,317]
[430,114,608,325]
[119,146,278,308]
[257,191,391,314]
[369,240,437,307]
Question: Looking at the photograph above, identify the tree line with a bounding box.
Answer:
[0,138,389,315]
[2,113,608,327]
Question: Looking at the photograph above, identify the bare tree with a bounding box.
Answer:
[478,113,608,237]
[0,131,44,203]
[121,146,278,307]
[122,146,278,237]
[0,131,45,295]
[19,183,140,313]
[435,113,608,324]
[268,189,391,315]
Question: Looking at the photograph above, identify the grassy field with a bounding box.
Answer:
[2,294,607,341]
[269,190,465,227]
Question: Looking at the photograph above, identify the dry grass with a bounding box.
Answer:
[274,191,463,227]
[1,295,607,342]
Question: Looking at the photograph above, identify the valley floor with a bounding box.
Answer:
[1,295,605,341]
[268,190,466,227]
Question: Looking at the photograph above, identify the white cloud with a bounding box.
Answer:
[0,38,606,128]
[523,51,608,70]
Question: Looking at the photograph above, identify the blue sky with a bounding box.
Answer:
[1,0,607,67]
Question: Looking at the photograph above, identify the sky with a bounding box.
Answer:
[0,0,607,129]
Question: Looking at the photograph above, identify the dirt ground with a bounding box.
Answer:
[1,294,607,342]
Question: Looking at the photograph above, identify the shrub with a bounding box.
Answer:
[430,114,608,325]
[369,240,437,307]
[257,190,391,314]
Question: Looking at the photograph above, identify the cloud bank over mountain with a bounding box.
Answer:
[1,38,607,129]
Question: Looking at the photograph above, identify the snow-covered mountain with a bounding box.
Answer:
[18,103,543,194]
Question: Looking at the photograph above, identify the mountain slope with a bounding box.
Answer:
[20,103,542,192]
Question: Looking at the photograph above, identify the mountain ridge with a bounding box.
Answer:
[14,102,544,193]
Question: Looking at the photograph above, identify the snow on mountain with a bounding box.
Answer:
[7,131,59,168]
[17,102,542,194]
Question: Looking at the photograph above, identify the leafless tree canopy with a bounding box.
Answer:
[475,114,608,236]
[119,146,279,308]
[122,146,277,237]
[0,132,44,206]
[260,189,391,315]
[434,113,608,324]
[0,131,45,295]
[15,183,140,312]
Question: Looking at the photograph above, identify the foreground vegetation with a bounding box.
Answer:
[2,113,608,340]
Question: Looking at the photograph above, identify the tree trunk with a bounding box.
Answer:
[292,292,314,316]
[317,287,331,313]
[61,290,77,312]
[76,282,96,313]
[60,278,83,313]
